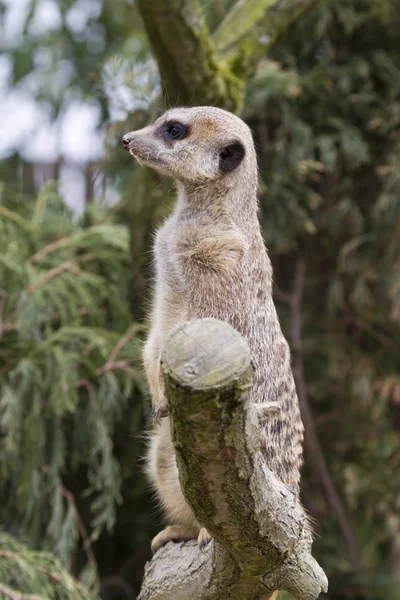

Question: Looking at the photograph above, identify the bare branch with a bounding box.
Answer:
[95,360,136,377]
[106,324,145,364]
[27,261,78,293]
[289,259,361,570]
[138,318,328,600]
[38,466,99,589]
[29,237,71,263]
[28,255,94,294]
[59,485,99,587]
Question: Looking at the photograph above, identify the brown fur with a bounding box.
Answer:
[123,107,305,555]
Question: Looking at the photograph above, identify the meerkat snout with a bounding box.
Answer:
[122,133,133,149]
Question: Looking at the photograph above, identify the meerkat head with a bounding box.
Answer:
[122,106,256,185]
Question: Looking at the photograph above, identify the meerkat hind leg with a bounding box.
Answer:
[151,525,200,554]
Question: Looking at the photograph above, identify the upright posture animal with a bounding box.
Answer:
[122,107,305,553]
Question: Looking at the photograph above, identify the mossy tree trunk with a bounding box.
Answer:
[136,0,316,113]
[138,320,328,600]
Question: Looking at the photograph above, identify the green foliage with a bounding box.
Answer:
[0,531,98,600]
[0,183,146,590]
[2,0,400,598]
[244,0,400,595]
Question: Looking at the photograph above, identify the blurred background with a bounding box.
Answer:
[0,0,399,598]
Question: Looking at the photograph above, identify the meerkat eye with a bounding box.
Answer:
[163,122,188,141]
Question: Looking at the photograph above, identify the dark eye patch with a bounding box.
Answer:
[162,121,188,142]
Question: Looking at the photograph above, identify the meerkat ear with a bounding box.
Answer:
[219,142,245,173]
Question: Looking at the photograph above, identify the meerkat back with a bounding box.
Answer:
[123,106,305,553]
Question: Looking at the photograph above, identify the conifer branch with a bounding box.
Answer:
[0,583,41,600]
[0,194,138,591]
[29,237,71,263]
[95,360,136,377]
[74,378,97,404]
[38,466,98,586]
[28,255,94,293]
[0,292,14,339]
[0,546,97,599]
[106,324,145,365]
[27,261,79,293]
[59,485,99,588]
[0,206,28,228]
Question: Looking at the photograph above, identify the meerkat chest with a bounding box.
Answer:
[155,211,228,258]
[154,214,179,265]
[153,215,187,292]
[154,207,261,299]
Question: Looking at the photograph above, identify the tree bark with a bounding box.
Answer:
[138,319,328,600]
[136,0,242,112]
[136,0,317,112]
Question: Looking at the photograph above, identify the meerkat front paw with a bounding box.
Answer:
[151,525,198,554]
[197,527,212,550]
[151,386,169,427]
[152,407,169,428]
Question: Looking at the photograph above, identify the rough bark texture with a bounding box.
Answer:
[138,319,328,600]
[213,0,282,52]
[136,0,317,112]
[136,0,243,112]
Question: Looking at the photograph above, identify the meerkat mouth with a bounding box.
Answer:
[129,150,167,170]
[129,149,144,167]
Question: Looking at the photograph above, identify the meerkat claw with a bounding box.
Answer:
[151,525,198,554]
[152,408,169,428]
[197,527,212,550]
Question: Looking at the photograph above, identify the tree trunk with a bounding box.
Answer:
[136,0,316,112]
[138,319,328,600]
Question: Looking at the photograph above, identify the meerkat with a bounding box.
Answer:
[122,106,305,556]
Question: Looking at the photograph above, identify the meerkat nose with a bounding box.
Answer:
[122,133,134,150]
